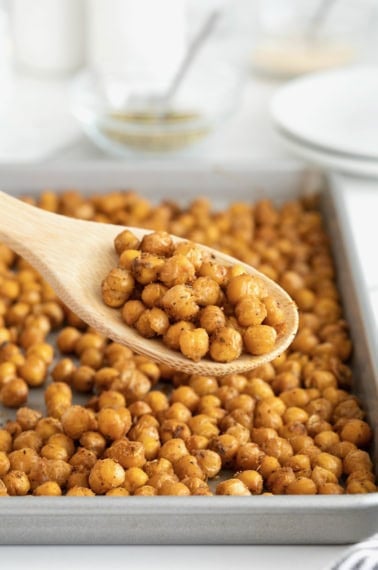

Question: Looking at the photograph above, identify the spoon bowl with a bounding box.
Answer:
[0,191,298,375]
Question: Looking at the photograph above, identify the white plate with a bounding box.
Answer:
[271,65,378,160]
[276,128,378,178]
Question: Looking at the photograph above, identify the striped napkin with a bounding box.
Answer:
[328,534,378,570]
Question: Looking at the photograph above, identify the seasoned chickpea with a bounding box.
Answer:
[210,327,243,363]
[106,439,146,469]
[89,458,125,494]
[114,229,140,255]
[227,274,264,305]
[189,375,218,397]
[192,277,221,306]
[313,452,342,479]
[102,268,135,307]
[34,481,62,496]
[158,438,188,464]
[163,321,195,351]
[141,283,168,308]
[16,407,42,431]
[209,434,239,467]
[259,455,280,480]
[174,454,205,480]
[343,449,373,475]
[144,308,170,336]
[339,419,373,448]
[140,231,174,257]
[199,261,228,287]
[121,300,145,326]
[175,242,207,271]
[161,401,192,425]
[132,254,165,285]
[118,249,141,270]
[179,328,209,362]
[243,325,277,356]
[26,342,54,365]
[80,431,107,456]
[261,437,293,462]
[267,467,296,494]
[35,417,62,443]
[235,297,267,327]
[18,355,47,387]
[263,296,285,326]
[0,362,17,388]
[13,430,43,452]
[3,470,31,496]
[1,377,28,408]
[286,477,317,495]
[57,327,82,354]
[159,255,196,287]
[44,381,72,419]
[123,467,149,493]
[216,478,251,496]
[162,285,199,321]
[158,481,190,496]
[51,358,76,384]
[61,405,97,440]
[97,407,131,441]
[236,470,263,494]
[199,305,226,334]
[193,449,222,478]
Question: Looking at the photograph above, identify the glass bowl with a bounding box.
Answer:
[71,63,243,157]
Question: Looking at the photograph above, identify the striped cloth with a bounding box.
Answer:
[328,535,378,570]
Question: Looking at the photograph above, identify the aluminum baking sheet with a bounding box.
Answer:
[0,163,376,545]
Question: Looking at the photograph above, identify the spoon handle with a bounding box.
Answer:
[0,191,52,252]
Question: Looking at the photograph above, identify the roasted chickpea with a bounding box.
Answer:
[179,328,209,362]
[97,407,131,441]
[210,327,243,363]
[236,470,263,494]
[1,377,28,408]
[57,327,82,354]
[227,274,264,305]
[193,449,222,478]
[216,478,251,496]
[3,470,31,496]
[106,439,146,469]
[162,285,199,322]
[18,355,47,387]
[132,253,165,285]
[114,229,140,255]
[235,296,267,327]
[141,283,168,308]
[243,325,277,356]
[89,458,125,494]
[102,268,135,307]
[163,321,194,351]
[159,255,196,287]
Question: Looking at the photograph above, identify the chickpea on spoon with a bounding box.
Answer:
[0,191,298,376]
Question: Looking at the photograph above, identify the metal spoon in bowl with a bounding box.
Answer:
[0,191,298,376]
[126,10,221,116]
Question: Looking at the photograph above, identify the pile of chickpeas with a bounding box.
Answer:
[0,189,376,497]
[102,229,284,362]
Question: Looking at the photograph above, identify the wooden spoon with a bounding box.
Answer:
[0,191,298,376]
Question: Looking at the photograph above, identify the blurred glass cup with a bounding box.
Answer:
[10,0,85,76]
[251,0,376,78]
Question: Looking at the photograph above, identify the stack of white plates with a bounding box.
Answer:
[271,66,378,178]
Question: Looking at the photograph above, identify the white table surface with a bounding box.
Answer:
[0,69,377,570]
